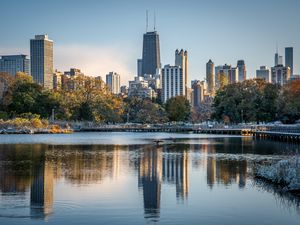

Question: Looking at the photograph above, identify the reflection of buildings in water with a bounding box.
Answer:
[30,155,54,219]
[206,157,247,189]
[162,150,189,200]
[138,147,162,222]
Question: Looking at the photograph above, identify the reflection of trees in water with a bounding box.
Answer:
[46,145,131,184]
[254,178,300,215]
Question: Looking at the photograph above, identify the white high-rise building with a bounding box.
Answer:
[106,72,120,94]
[161,64,185,103]
[271,65,291,86]
[256,66,271,82]
[175,49,188,95]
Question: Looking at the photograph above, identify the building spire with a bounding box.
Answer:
[146,10,149,32]
[154,11,156,31]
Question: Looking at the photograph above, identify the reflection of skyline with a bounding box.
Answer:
[30,157,54,219]
[138,147,162,222]
[1,141,299,223]
[162,148,189,201]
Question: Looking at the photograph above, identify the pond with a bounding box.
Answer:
[0,132,299,225]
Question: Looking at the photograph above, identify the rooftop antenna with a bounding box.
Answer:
[276,42,278,54]
[146,10,149,32]
[154,11,156,31]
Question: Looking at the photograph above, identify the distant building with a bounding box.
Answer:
[106,72,120,94]
[271,65,291,85]
[206,59,215,96]
[237,60,246,82]
[161,65,185,103]
[191,80,204,108]
[228,67,238,84]
[214,65,223,89]
[137,59,143,77]
[53,70,63,90]
[142,31,161,76]
[0,55,30,76]
[256,66,271,82]
[285,47,293,75]
[128,76,156,99]
[175,49,188,95]
[290,74,300,81]
[30,34,53,89]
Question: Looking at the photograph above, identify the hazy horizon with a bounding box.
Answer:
[0,0,299,85]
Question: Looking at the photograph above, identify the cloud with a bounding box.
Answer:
[55,44,136,85]
[0,44,137,86]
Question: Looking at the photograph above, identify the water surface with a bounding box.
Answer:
[0,132,299,225]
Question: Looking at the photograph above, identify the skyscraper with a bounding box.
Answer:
[206,60,215,96]
[137,59,143,76]
[237,60,246,82]
[161,65,185,103]
[271,65,291,86]
[141,31,161,76]
[256,66,271,82]
[191,80,204,108]
[228,67,239,84]
[175,49,188,95]
[106,72,120,94]
[0,55,30,76]
[285,47,293,75]
[30,34,53,89]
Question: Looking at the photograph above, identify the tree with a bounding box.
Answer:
[124,97,168,124]
[165,96,191,122]
[278,80,300,123]
[212,79,280,123]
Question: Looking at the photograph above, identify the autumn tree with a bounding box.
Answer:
[165,96,191,122]
[278,80,300,123]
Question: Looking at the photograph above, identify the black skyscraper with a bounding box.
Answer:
[141,31,161,76]
[285,47,293,75]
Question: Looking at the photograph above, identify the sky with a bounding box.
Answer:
[0,0,300,85]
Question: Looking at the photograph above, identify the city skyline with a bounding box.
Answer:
[0,0,300,85]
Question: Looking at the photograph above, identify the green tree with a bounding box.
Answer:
[124,97,168,124]
[278,80,300,123]
[165,96,191,122]
[213,79,280,123]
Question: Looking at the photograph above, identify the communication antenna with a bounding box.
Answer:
[146,10,149,32]
[276,41,278,54]
[154,11,156,31]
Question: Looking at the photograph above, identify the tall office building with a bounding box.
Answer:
[215,65,223,89]
[191,80,204,108]
[275,52,279,66]
[175,49,188,95]
[271,65,291,86]
[228,67,239,84]
[142,31,161,76]
[137,59,143,76]
[285,47,293,75]
[161,65,185,103]
[206,59,215,95]
[0,55,30,76]
[30,34,53,89]
[256,66,271,82]
[106,72,120,94]
[237,60,246,82]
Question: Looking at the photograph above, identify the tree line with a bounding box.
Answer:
[1,72,299,124]
[0,72,191,123]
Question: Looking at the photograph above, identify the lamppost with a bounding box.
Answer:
[51,107,56,122]
[241,109,244,124]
